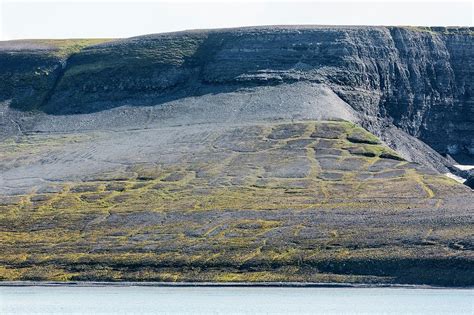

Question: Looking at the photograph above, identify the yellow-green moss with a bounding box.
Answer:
[32,39,116,58]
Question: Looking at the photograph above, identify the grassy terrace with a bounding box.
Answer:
[0,121,472,285]
[27,39,115,58]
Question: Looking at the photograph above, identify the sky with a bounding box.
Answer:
[0,0,473,40]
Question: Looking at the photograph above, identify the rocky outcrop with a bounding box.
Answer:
[0,26,473,167]
[0,44,64,111]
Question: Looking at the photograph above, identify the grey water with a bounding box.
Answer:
[1,286,473,314]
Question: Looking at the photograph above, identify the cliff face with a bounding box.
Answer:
[0,26,473,160]
[0,47,63,110]
[382,28,473,157]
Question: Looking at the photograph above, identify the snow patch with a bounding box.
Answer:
[444,172,466,183]
[453,164,474,171]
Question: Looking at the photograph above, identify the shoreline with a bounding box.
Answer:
[1,281,472,289]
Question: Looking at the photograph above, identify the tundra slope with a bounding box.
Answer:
[1,121,473,286]
[0,26,473,285]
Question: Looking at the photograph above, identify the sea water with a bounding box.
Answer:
[1,286,473,314]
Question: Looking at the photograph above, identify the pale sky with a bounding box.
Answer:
[1,0,473,40]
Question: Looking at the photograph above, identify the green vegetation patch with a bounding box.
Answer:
[31,39,116,58]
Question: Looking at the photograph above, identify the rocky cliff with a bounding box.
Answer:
[1,26,472,166]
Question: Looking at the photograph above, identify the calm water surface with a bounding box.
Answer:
[1,286,472,314]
